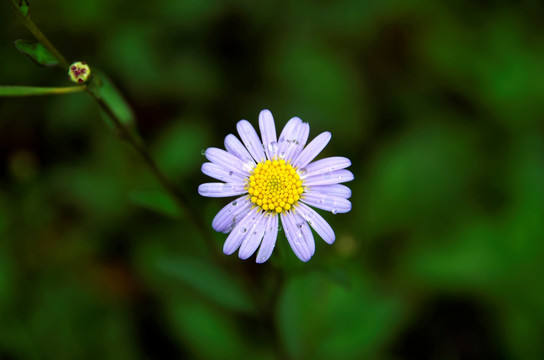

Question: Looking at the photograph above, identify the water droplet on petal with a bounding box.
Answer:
[229,170,234,176]
[298,167,308,178]
[240,227,248,234]
[268,141,278,153]
[242,161,254,172]
[332,209,338,214]
[232,201,237,206]
[279,151,286,159]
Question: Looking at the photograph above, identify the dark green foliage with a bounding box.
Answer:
[14,39,58,67]
[1,0,544,359]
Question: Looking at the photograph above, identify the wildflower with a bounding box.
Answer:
[198,110,353,262]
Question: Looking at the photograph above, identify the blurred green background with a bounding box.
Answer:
[1,0,544,359]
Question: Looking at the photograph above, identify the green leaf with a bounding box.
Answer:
[8,0,30,17]
[14,39,58,67]
[87,70,135,129]
[0,85,84,97]
[18,0,30,17]
[128,189,181,218]
[154,255,256,314]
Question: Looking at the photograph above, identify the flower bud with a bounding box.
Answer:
[68,61,91,84]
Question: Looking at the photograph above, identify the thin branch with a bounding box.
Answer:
[0,85,85,97]
[7,0,70,69]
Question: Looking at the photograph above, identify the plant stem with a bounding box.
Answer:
[0,85,85,97]
[7,0,70,69]
[87,90,220,259]
[6,0,220,259]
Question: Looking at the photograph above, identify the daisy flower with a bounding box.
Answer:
[198,109,353,263]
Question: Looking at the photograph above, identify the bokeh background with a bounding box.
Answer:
[1,0,544,359]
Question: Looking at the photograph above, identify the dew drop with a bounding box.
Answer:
[232,201,238,206]
[332,209,338,214]
[229,170,234,176]
[227,221,236,232]
[200,149,206,156]
[268,141,278,153]
[298,167,308,178]
[242,161,254,172]
[240,227,248,234]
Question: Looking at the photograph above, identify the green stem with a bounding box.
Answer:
[6,0,220,258]
[7,0,70,69]
[87,89,220,259]
[0,85,85,97]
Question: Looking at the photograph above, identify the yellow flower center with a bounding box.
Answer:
[247,159,304,213]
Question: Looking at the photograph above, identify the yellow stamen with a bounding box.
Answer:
[246,158,304,213]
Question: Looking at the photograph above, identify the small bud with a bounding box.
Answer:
[68,61,91,84]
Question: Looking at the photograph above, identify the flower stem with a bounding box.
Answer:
[7,0,70,70]
[0,85,85,97]
[7,0,220,258]
[87,90,219,258]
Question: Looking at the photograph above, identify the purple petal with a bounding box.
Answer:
[293,132,331,168]
[201,162,246,183]
[306,184,352,199]
[302,157,351,177]
[198,183,246,198]
[301,192,352,213]
[237,120,266,163]
[285,121,310,161]
[212,196,252,233]
[303,169,354,186]
[224,134,255,165]
[238,211,267,259]
[281,211,315,262]
[259,109,278,160]
[277,117,301,158]
[256,213,278,263]
[223,209,262,255]
[205,147,253,176]
[296,202,335,244]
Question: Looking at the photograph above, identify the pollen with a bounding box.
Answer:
[247,159,304,213]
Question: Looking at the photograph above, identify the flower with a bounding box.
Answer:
[198,109,353,263]
[68,61,91,84]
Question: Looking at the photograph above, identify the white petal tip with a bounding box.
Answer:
[223,247,236,256]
